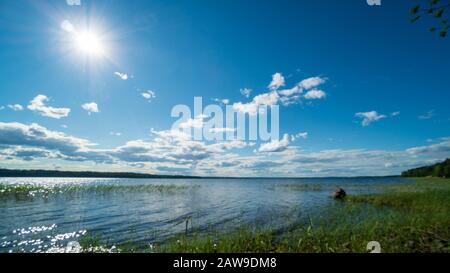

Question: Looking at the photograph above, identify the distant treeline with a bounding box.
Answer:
[401,158,450,178]
[0,169,198,179]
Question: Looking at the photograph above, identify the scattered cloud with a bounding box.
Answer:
[268,73,285,90]
[391,111,401,117]
[291,132,308,141]
[7,104,23,111]
[0,122,100,162]
[277,85,301,97]
[27,95,70,119]
[213,98,230,105]
[355,111,387,126]
[304,89,326,100]
[240,88,252,98]
[81,102,99,115]
[141,90,156,101]
[110,132,122,136]
[1,121,449,177]
[231,74,328,115]
[66,0,81,6]
[233,91,279,115]
[60,20,74,33]
[406,138,450,155]
[258,134,290,153]
[179,115,207,129]
[299,76,326,89]
[419,110,435,120]
[209,127,236,133]
[112,128,248,165]
[114,72,128,80]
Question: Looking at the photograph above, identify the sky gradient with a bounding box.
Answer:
[0,0,449,177]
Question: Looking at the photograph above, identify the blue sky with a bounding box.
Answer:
[0,0,449,177]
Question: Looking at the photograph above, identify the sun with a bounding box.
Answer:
[74,31,105,57]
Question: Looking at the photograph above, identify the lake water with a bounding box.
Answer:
[0,176,408,253]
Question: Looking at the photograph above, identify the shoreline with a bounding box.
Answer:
[1,177,448,253]
[0,168,401,180]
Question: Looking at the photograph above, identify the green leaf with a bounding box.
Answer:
[429,27,437,32]
[439,30,447,38]
[410,6,420,14]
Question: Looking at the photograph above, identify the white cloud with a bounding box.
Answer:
[0,122,100,162]
[114,72,128,80]
[355,111,387,126]
[258,134,290,153]
[141,90,156,101]
[151,128,191,139]
[278,76,326,105]
[240,88,252,98]
[209,128,236,133]
[110,132,122,136]
[232,75,327,114]
[209,140,248,151]
[1,121,450,177]
[275,76,327,105]
[419,110,435,120]
[407,138,450,155]
[232,102,258,115]
[291,132,308,141]
[253,91,279,105]
[112,128,249,164]
[278,86,301,97]
[213,98,230,105]
[60,20,74,33]
[7,104,24,111]
[27,95,70,119]
[232,91,279,115]
[304,89,326,99]
[268,73,285,90]
[66,0,81,6]
[391,111,400,117]
[299,76,325,89]
[179,115,207,129]
[81,102,99,115]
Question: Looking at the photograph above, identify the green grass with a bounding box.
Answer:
[0,183,199,197]
[271,182,407,192]
[154,177,449,253]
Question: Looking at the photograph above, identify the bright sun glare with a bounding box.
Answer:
[74,31,104,57]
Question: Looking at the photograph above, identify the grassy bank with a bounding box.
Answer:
[149,177,448,253]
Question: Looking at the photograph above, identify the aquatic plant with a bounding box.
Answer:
[0,183,200,198]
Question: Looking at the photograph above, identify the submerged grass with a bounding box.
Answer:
[0,183,199,197]
[155,177,449,253]
[271,182,407,192]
